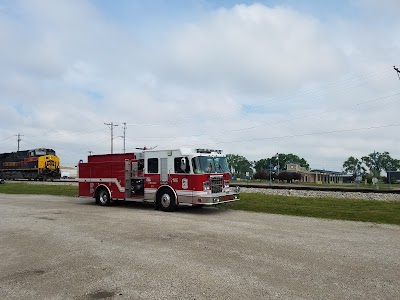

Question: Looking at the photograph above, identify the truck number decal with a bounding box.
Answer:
[182,178,188,189]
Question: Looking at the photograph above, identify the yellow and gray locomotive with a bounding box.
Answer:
[0,148,61,180]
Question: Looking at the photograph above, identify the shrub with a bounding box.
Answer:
[253,171,268,180]
[277,172,300,183]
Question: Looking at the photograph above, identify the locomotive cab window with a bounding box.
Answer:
[35,149,46,156]
[147,158,159,173]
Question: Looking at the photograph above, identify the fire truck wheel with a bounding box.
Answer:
[158,189,176,212]
[96,188,111,206]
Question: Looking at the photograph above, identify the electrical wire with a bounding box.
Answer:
[2,66,398,158]
[114,91,400,142]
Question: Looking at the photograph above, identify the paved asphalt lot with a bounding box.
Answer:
[0,194,399,300]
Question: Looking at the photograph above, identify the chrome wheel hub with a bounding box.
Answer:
[161,193,170,207]
[100,192,108,204]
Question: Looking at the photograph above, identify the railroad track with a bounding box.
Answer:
[235,182,400,194]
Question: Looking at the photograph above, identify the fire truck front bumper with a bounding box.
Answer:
[193,187,240,205]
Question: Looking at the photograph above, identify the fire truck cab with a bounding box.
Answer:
[78,148,240,211]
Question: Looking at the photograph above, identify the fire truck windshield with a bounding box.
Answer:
[192,156,229,174]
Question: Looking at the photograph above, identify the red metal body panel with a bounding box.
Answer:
[79,159,128,199]
[88,153,135,163]
[144,173,161,190]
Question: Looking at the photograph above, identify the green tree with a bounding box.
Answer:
[226,154,252,178]
[361,151,396,177]
[274,153,309,171]
[254,158,270,173]
[342,156,366,177]
[254,153,309,173]
[381,155,400,173]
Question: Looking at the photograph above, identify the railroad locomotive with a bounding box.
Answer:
[0,148,61,180]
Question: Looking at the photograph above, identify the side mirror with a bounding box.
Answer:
[180,158,187,172]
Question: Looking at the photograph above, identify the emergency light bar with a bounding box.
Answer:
[196,149,222,154]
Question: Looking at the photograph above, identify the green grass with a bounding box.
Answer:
[221,193,400,225]
[0,183,78,197]
[232,180,399,190]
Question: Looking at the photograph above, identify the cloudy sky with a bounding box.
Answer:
[0,0,399,171]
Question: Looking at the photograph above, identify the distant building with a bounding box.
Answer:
[387,171,400,183]
[60,166,78,178]
[285,162,344,184]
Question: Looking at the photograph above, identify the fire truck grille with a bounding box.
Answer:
[211,177,223,193]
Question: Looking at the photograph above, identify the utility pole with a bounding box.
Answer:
[277,153,280,175]
[394,66,400,80]
[15,133,23,151]
[122,122,127,153]
[269,162,272,186]
[104,122,118,154]
[373,150,379,190]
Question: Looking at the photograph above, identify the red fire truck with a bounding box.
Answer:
[78,148,240,211]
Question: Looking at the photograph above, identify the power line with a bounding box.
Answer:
[212,123,400,145]
[5,67,397,158]
[0,135,15,142]
[128,67,391,130]
[18,90,400,158]
[120,91,400,142]
[155,122,400,149]
[120,67,395,128]
[5,67,395,145]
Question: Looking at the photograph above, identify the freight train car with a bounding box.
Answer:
[0,148,61,180]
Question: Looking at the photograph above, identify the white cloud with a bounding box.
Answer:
[164,4,347,95]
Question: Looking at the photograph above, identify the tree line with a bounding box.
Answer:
[342,151,400,178]
[226,153,309,180]
[226,151,400,180]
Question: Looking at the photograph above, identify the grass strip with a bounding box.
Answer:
[0,183,78,197]
[221,193,400,225]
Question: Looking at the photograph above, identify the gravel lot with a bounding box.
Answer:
[0,194,399,299]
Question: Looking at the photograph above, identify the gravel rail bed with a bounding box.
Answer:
[241,187,400,201]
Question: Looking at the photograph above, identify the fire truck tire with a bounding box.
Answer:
[157,189,176,212]
[96,187,111,206]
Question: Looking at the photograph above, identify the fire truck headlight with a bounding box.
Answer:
[224,180,229,188]
[203,181,210,191]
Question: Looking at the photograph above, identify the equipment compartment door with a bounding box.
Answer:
[160,158,168,184]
